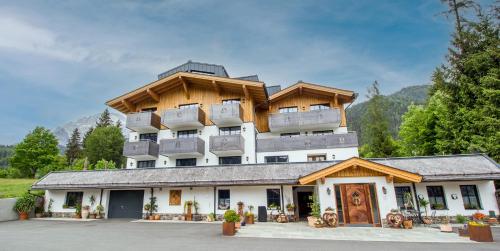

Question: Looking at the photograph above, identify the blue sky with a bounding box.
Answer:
[0,0,457,144]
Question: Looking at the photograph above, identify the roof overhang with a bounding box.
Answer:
[106,71,268,113]
[269,81,356,104]
[298,157,423,185]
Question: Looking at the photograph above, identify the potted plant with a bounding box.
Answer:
[46,198,54,217]
[81,205,90,219]
[439,216,453,232]
[144,204,152,219]
[148,196,158,220]
[207,212,216,222]
[75,203,82,219]
[468,221,493,242]
[245,205,255,224]
[95,204,104,219]
[418,198,432,225]
[286,203,295,213]
[307,194,323,227]
[13,193,35,220]
[222,210,240,236]
[402,192,413,229]
[88,195,96,218]
[472,212,486,222]
[184,200,193,221]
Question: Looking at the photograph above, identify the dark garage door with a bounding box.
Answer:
[108,190,144,219]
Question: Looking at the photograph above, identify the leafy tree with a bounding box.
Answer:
[0,145,14,168]
[65,128,82,165]
[84,126,125,167]
[10,127,60,178]
[93,159,117,170]
[360,81,399,157]
[96,109,113,128]
[36,155,67,178]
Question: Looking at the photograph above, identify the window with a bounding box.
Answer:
[308,154,326,162]
[426,186,447,210]
[460,185,481,209]
[65,192,83,208]
[137,160,155,168]
[310,104,330,111]
[218,190,230,210]
[141,107,157,112]
[178,130,197,138]
[312,130,333,135]
[176,158,196,167]
[219,126,241,135]
[139,133,158,142]
[222,99,240,104]
[219,156,242,165]
[279,106,298,113]
[395,187,414,210]
[267,189,281,209]
[179,103,199,109]
[265,156,289,163]
[280,132,300,137]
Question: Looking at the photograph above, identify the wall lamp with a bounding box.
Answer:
[326,187,331,195]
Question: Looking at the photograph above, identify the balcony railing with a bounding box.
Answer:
[210,103,243,126]
[256,132,358,152]
[209,135,245,156]
[125,111,162,133]
[123,140,159,160]
[268,108,341,132]
[159,137,205,158]
[162,107,205,129]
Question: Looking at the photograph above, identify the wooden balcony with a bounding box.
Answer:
[268,108,341,132]
[123,140,159,160]
[162,107,205,129]
[210,103,244,126]
[126,111,162,133]
[159,137,205,158]
[256,132,358,152]
[209,135,245,156]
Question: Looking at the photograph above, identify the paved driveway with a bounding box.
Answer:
[0,220,499,251]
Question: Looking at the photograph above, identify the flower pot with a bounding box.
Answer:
[19,212,29,220]
[185,213,192,221]
[440,224,453,232]
[154,214,161,220]
[403,220,413,229]
[89,214,96,219]
[81,209,90,219]
[469,224,493,242]
[222,222,236,236]
[149,215,154,220]
[245,215,254,224]
[422,217,432,225]
[307,216,319,227]
[235,221,241,229]
[96,214,102,219]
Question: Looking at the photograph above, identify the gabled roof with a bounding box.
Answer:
[158,61,229,79]
[299,157,423,185]
[106,71,268,113]
[269,81,356,104]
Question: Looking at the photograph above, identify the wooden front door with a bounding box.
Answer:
[340,184,373,225]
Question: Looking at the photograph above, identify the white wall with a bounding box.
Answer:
[127,122,257,169]
[412,180,499,216]
[45,189,108,215]
[317,176,398,219]
[257,147,358,163]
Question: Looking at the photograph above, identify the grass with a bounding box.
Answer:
[0,178,38,198]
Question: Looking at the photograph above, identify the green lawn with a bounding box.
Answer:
[0,178,38,198]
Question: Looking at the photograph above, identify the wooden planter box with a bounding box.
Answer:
[222,222,236,236]
[469,224,493,242]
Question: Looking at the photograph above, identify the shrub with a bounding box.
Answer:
[456,214,468,224]
[309,194,321,218]
[223,210,240,223]
[13,193,35,213]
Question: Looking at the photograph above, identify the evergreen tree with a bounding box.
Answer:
[115,120,122,129]
[82,126,94,147]
[10,127,60,178]
[65,128,82,165]
[84,126,125,167]
[360,81,398,157]
[96,109,113,128]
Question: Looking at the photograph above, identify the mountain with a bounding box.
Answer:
[346,85,430,145]
[53,112,128,147]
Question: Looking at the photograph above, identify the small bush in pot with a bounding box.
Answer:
[75,204,82,219]
[81,205,90,219]
[95,204,104,219]
[307,194,323,227]
[223,210,240,236]
[13,193,35,220]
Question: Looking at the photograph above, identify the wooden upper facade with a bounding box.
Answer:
[106,71,356,132]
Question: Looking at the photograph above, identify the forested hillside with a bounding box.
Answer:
[0,145,14,168]
[346,85,430,145]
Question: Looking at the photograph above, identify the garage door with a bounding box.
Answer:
[108,190,144,219]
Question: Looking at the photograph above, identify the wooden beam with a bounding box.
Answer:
[178,76,190,100]
[320,177,326,185]
[146,89,160,102]
[242,85,251,99]
[299,86,303,95]
[334,93,338,106]
[122,100,136,113]
[211,80,221,94]
[386,175,394,183]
